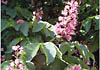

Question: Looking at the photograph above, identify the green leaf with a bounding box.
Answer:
[94,15,99,30]
[40,42,56,65]
[33,55,47,70]
[49,58,67,70]
[1,61,10,70]
[6,8,16,18]
[89,33,99,52]
[73,41,96,61]
[20,22,30,36]
[1,19,9,31]
[60,42,72,55]
[5,37,24,53]
[82,18,92,32]
[64,55,88,69]
[24,43,40,61]
[13,22,22,31]
[21,9,32,20]
[26,61,35,70]
[29,36,42,43]
[1,19,14,31]
[86,52,95,61]
[74,41,88,59]
[54,46,62,59]
[1,5,7,13]
[90,67,97,70]
[43,28,55,38]
[32,21,45,32]
[50,0,56,6]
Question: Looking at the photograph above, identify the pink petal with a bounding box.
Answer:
[17,19,24,24]
[65,35,72,41]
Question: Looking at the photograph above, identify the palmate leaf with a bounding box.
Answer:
[40,42,56,65]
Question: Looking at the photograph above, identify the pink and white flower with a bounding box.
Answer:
[75,64,81,70]
[55,0,78,41]
[18,64,24,70]
[15,59,20,66]
[12,45,20,51]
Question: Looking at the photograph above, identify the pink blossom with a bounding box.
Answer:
[32,8,43,21]
[1,0,8,5]
[17,19,24,24]
[58,16,63,21]
[12,45,20,51]
[74,1,78,7]
[15,59,20,66]
[18,64,24,70]
[61,10,68,16]
[65,35,72,41]
[10,62,15,66]
[55,22,61,28]
[75,65,81,70]
[65,5,70,10]
[70,66,75,70]
[7,66,14,70]
[55,0,78,41]
[19,47,24,50]
[19,49,24,54]
[55,23,61,35]
[7,45,25,70]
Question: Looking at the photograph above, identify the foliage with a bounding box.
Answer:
[1,0,99,70]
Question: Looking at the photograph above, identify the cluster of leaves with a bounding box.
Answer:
[1,0,99,70]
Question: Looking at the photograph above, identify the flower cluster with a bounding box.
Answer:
[32,8,43,21]
[7,45,24,70]
[12,45,24,55]
[55,0,78,41]
[7,59,24,70]
[65,64,81,70]
[70,64,81,70]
